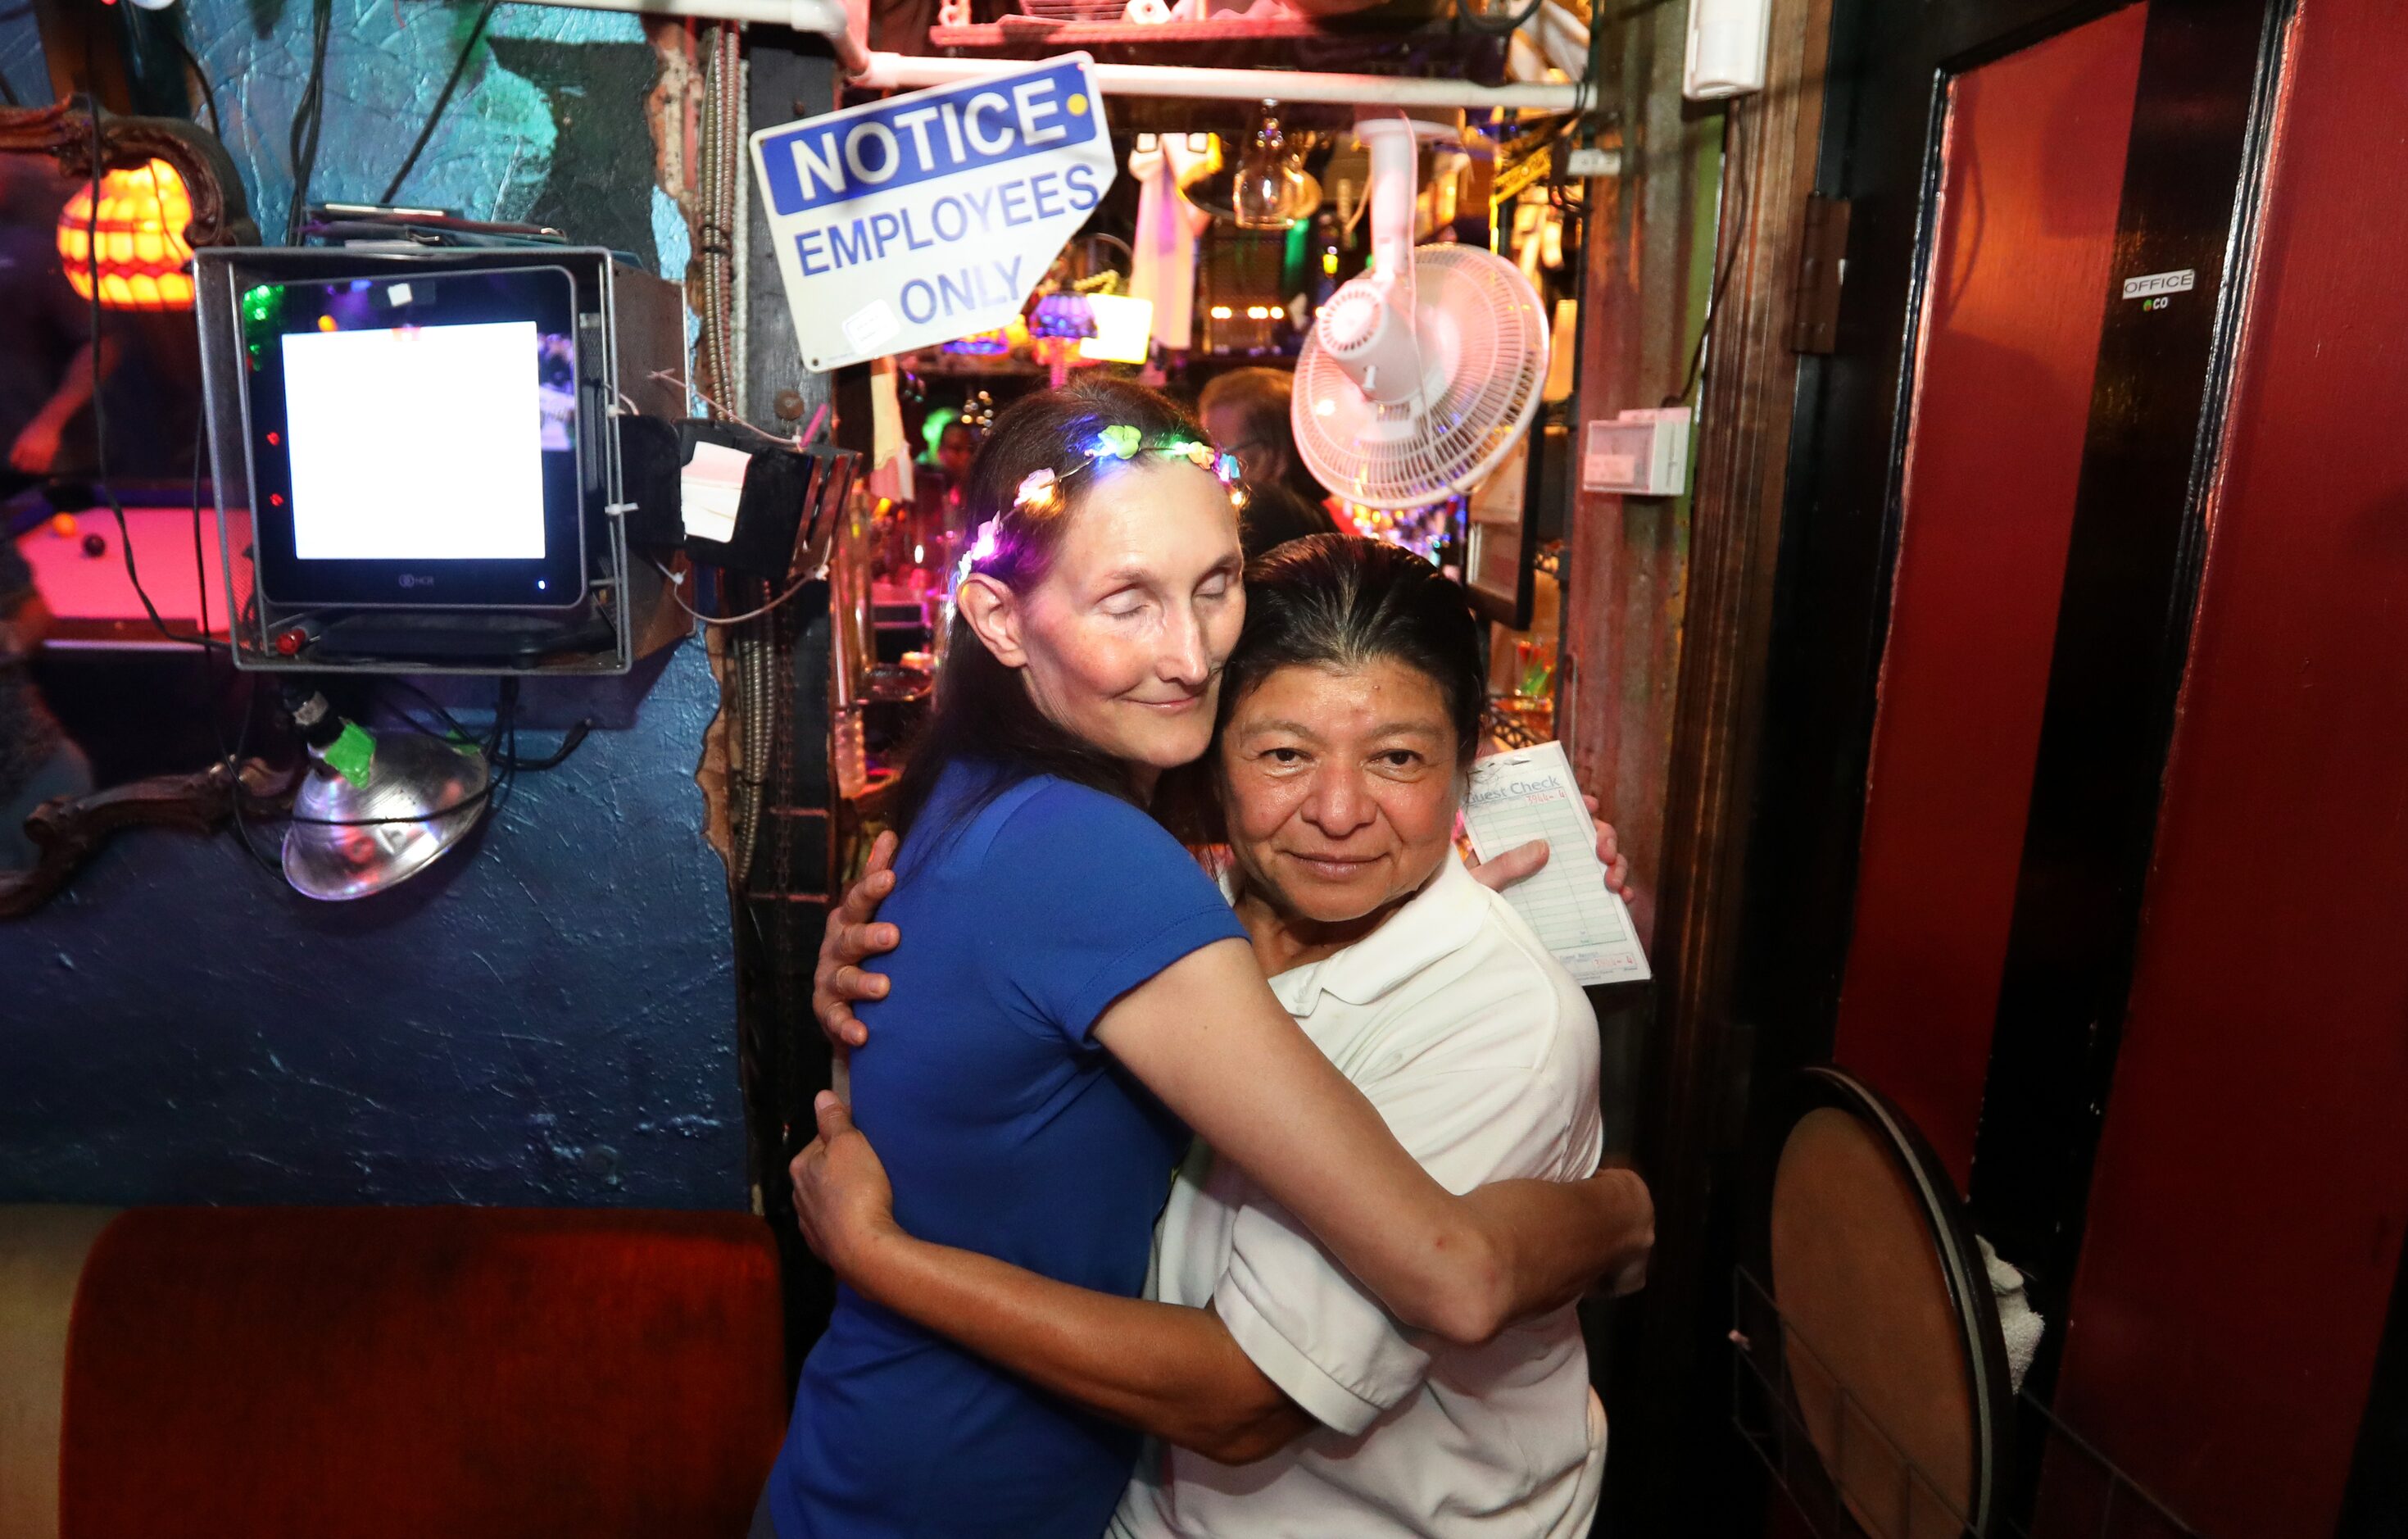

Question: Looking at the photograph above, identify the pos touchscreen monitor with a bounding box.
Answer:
[238,265,589,610]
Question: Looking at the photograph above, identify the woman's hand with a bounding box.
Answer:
[789,1091,901,1282]
[1467,794,1635,900]
[814,831,903,1050]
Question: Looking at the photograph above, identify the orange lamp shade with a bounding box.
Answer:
[57,159,197,312]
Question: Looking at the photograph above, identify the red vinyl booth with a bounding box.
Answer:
[0,1205,788,1539]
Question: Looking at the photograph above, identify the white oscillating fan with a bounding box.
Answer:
[1292,115,1552,511]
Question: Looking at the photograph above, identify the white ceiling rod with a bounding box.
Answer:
[517,0,1586,111]
[859,53,1585,111]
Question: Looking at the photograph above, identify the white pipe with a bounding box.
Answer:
[859,52,1585,110]
[519,0,1583,108]
[1360,116,1417,302]
[514,0,873,76]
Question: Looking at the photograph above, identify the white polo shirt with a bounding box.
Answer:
[1109,856,1608,1539]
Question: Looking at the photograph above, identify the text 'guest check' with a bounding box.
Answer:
[1463,742,1651,986]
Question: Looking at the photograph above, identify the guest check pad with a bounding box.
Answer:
[1463,742,1651,985]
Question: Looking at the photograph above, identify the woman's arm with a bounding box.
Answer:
[792,1094,1313,1464]
[809,801,1638,1052]
[1093,940,1653,1346]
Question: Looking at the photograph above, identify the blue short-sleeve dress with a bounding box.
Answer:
[764,763,1245,1539]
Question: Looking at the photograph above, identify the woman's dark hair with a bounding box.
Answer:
[888,376,1220,840]
[1234,480,1342,564]
[1218,534,1486,767]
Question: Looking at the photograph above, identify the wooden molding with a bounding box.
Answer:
[1595,0,1836,1528]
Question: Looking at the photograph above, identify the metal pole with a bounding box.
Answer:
[859,52,1585,109]
[511,0,1585,109]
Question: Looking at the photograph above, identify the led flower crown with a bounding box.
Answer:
[953,428,1248,597]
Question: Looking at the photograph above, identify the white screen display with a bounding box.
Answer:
[280,320,551,562]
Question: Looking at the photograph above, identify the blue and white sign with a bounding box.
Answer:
[751,56,1116,371]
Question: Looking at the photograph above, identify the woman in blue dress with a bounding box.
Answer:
[757,379,1637,1539]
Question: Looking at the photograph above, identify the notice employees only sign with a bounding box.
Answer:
[751,56,1117,372]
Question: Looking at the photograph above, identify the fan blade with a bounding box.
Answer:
[1292,245,1552,511]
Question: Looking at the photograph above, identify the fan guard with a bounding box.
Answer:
[1293,243,1551,511]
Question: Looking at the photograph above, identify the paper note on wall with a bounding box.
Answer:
[682,441,750,543]
[1462,741,1651,986]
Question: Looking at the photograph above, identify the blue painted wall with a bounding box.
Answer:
[0,10,45,109]
[2,650,742,1207]
[1,3,744,1209]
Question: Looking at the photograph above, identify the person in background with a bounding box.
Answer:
[886,414,986,585]
[1198,366,1341,561]
[0,155,118,498]
[0,538,91,870]
[933,415,979,487]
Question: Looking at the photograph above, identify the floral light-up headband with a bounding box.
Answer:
[955,426,1249,589]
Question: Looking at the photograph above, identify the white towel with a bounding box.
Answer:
[1127,134,1212,352]
[1979,1235,2047,1395]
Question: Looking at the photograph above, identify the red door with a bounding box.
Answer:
[1829,5,2150,1187]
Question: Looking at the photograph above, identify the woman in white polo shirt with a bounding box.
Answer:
[791,535,1653,1539]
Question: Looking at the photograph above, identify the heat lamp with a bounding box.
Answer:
[1290,116,1551,511]
[281,694,491,901]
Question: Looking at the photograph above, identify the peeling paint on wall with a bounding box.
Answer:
[0,646,743,1208]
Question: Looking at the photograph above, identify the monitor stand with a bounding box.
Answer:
[309,609,616,666]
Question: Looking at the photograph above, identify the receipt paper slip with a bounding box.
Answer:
[680,440,749,544]
[1463,742,1650,986]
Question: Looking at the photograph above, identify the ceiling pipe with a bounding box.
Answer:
[517,0,1586,111]
[859,53,1586,110]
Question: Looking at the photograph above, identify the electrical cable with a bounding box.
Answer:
[646,369,790,444]
[651,556,814,626]
[1456,0,1547,39]
[188,420,211,638]
[193,482,284,875]
[485,676,519,819]
[499,717,592,772]
[1666,107,1752,408]
[239,680,510,833]
[378,0,498,205]
[485,676,596,773]
[277,781,500,828]
[378,674,481,747]
[284,0,335,243]
[173,30,221,140]
[79,98,222,659]
[375,674,592,779]
[164,413,285,875]
[223,679,284,874]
